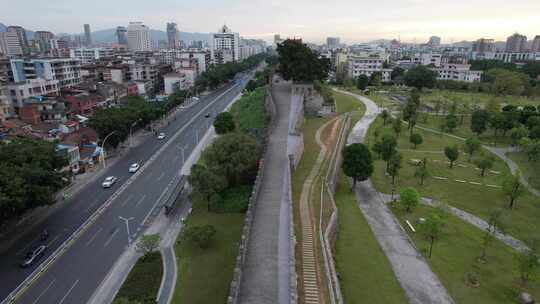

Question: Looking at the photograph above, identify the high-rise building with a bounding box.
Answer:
[532,35,540,53]
[84,24,92,46]
[7,26,29,54]
[326,37,340,49]
[274,34,282,45]
[211,25,240,64]
[0,31,23,56]
[506,33,527,52]
[472,38,495,53]
[34,31,55,52]
[127,22,151,52]
[116,26,128,45]
[428,36,441,46]
[166,22,180,49]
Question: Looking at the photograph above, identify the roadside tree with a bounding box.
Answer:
[342,143,374,188]
[444,145,460,168]
[400,187,419,213]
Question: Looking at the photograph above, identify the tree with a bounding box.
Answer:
[136,234,161,256]
[203,133,259,186]
[471,109,490,135]
[475,157,494,177]
[484,68,528,96]
[414,158,430,185]
[464,136,481,162]
[525,140,540,161]
[392,116,402,137]
[188,164,226,211]
[419,213,445,258]
[404,65,438,90]
[400,187,420,213]
[409,133,423,149]
[503,173,524,209]
[342,143,374,188]
[510,125,529,147]
[444,145,460,168]
[277,39,330,82]
[356,74,369,90]
[391,67,405,83]
[184,225,217,249]
[213,112,236,134]
[387,152,402,185]
[369,71,382,86]
[379,134,398,171]
[479,209,506,262]
[445,113,458,133]
[381,109,390,125]
[516,243,539,285]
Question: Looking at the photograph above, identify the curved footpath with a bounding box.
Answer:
[238,80,293,304]
[334,89,455,304]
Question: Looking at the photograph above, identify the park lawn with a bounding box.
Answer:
[334,172,408,304]
[368,116,540,243]
[229,87,269,133]
[172,201,244,304]
[421,89,540,108]
[333,91,364,114]
[508,151,540,191]
[391,204,540,304]
[115,251,163,303]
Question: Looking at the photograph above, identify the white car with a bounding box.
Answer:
[102,176,118,188]
[128,163,140,173]
[157,132,166,140]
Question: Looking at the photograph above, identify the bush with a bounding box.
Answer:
[114,251,163,303]
[184,225,217,249]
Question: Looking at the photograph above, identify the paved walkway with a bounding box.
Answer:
[238,80,292,304]
[335,89,454,304]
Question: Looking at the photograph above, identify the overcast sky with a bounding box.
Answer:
[2,0,540,43]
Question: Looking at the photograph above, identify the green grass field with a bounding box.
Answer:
[507,151,540,191]
[229,87,269,133]
[421,89,540,108]
[368,115,540,244]
[391,204,540,304]
[334,172,408,304]
[172,202,244,304]
[114,251,163,303]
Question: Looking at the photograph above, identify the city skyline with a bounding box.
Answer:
[1,0,540,44]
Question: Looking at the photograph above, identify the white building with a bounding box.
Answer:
[211,25,240,64]
[156,49,209,75]
[0,31,23,57]
[431,64,482,83]
[164,71,196,94]
[239,39,266,61]
[10,58,81,88]
[347,55,392,82]
[69,47,115,63]
[127,22,152,52]
[4,78,60,114]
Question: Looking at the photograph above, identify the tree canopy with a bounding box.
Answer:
[276,39,330,82]
[404,65,438,90]
[342,143,374,187]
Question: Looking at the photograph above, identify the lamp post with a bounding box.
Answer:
[129,119,142,148]
[119,216,135,246]
[100,131,117,169]
[179,145,187,164]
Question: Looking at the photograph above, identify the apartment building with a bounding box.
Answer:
[347,55,391,82]
[431,64,482,83]
[0,31,23,57]
[127,22,152,52]
[10,58,81,88]
[4,78,60,113]
[69,48,116,64]
[211,25,240,64]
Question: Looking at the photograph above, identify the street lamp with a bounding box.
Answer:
[129,119,142,148]
[100,131,117,169]
[179,145,187,164]
[119,216,135,246]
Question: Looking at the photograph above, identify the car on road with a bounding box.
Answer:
[157,132,166,140]
[20,245,47,268]
[204,113,211,118]
[102,176,118,188]
[128,163,140,173]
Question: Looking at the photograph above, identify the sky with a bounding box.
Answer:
[2,0,540,44]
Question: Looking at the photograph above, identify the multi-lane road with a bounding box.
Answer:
[0,72,253,304]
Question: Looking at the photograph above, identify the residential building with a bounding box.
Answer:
[347,55,392,82]
[61,89,102,116]
[274,34,283,46]
[5,78,60,113]
[0,31,23,57]
[34,31,55,52]
[166,22,181,49]
[532,36,540,53]
[7,26,29,55]
[428,36,441,46]
[116,26,128,45]
[239,39,266,61]
[431,64,482,83]
[493,52,539,63]
[10,58,81,88]
[164,71,195,94]
[69,47,115,63]
[21,95,67,124]
[127,22,151,52]
[326,37,340,49]
[84,24,92,46]
[472,38,495,53]
[211,25,240,64]
[506,33,527,52]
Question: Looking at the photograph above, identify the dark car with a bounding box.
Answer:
[204,113,211,118]
[20,245,47,268]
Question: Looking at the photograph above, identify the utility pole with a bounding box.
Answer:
[119,216,135,246]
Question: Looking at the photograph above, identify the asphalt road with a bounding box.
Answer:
[0,72,253,304]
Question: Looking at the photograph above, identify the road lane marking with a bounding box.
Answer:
[85,199,101,213]
[135,195,146,208]
[104,229,119,248]
[58,279,79,304]
[31,279,55,304]
[86,228,103,246]
[157,172,165,181]
[121,194,134,207]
